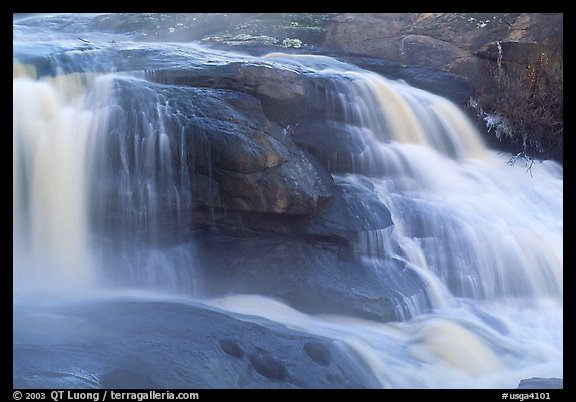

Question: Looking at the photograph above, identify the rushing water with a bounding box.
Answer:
[13,14,562,389]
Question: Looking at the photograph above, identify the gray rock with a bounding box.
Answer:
[304,176,393,244]
[13,298,382,388]
[293,120,373,174]
[517,377,563,389]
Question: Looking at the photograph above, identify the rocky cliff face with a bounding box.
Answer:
[322,13,563,96]
[197,13,563,160]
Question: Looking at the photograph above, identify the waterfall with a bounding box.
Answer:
[13,63,110,292]
[13,16,562,389]
[336,70,563,301]
[264,52,562,303]
[13,64,199,295]
[14,56,561,302]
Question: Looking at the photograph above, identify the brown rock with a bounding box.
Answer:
[322,13,563,96]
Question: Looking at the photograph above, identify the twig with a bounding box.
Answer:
[506,151,534,177]
[525,158,534,177]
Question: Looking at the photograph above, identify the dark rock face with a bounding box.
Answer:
[92,76,333,221]
[194,229,429,322]
[293,120,370,173]
[212,148,333,214]
[304,177,393,243]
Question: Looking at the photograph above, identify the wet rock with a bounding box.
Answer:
[92,77,334,224]
[303,177,393,244]
[13,299,382,388]
[517,377,563,389]
[219,339,244,359]
[195,228,430,322]
[100,367,158,389]
[249,353,288,380]
[303,342,331,366]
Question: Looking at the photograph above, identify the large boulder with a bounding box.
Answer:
[91,76,334,242]
[13,298,382,388]
[87,45,427,322]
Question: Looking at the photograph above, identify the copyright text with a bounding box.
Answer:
[12,391,199,402]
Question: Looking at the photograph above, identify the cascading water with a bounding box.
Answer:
[324,68,562,301]
[14,64,201,295]
[13,68,107,292]
[207,54,562,387]
[13,14,562,389]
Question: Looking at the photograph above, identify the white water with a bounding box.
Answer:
[13,38,562,388]
[13,65,113,293]
[206,294,561,388]
[222,53,563,387]
[13,63,200,295]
